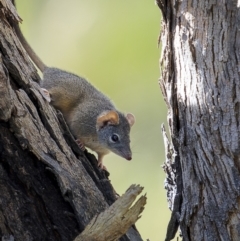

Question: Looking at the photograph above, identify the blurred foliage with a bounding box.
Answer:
[16,1,178,240]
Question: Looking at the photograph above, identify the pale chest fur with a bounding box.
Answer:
[80,136,110,156]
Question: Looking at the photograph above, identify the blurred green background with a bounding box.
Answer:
[16,1,178,240]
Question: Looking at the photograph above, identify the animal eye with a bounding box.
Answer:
[111,134,119,143]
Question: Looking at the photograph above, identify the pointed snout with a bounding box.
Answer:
[126,156,132,161]
[113,148,132,161]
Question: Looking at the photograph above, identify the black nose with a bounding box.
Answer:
[126,156,132,161]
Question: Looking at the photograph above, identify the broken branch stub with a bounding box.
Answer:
[75,184,147,241]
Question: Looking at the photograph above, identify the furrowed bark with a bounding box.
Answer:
[158,0,240,240]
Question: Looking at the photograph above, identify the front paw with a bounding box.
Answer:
[76,139,86,151]
[98,161,107,171]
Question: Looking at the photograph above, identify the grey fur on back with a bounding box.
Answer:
[41,67,114,107]
[40,67,117,137]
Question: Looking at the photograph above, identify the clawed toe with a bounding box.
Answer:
[76,139,86,151]
[98,162,107,171]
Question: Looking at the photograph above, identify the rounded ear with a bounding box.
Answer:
[126,113,135,127]
[96,110,119,130]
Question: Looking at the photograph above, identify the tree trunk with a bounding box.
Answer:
[158,0,240,240]
[0,1,144,240]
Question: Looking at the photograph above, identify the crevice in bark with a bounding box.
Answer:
[0,125,81,240]
[157,0,184,239]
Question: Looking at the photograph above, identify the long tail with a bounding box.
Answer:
[14,22,46,72]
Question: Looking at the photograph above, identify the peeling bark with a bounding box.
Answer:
[0,1,143,240]
[158,0,240,241]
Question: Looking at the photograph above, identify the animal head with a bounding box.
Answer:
[96,110,135,160]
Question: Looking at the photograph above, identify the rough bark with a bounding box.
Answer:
[158,0,240,241]
[0,1,144,240]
